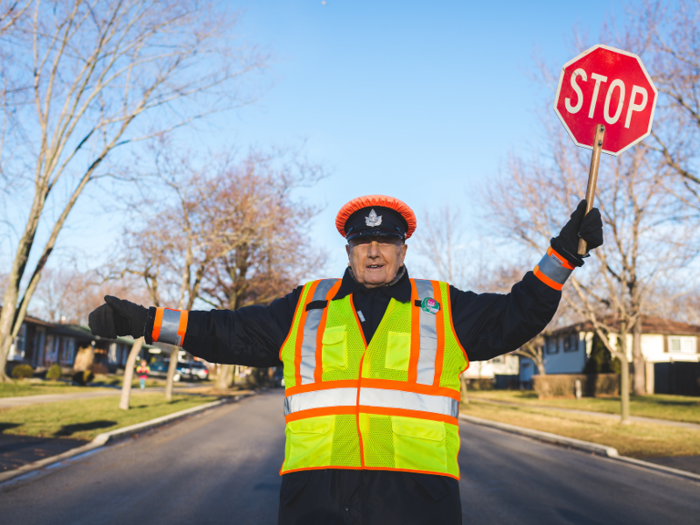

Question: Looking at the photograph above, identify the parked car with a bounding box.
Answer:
[189,361,210,381]
[148,360,195,382]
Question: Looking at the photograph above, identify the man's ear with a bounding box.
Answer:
[345,243,351,263]
[400,242,407,264]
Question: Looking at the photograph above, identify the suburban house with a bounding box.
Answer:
[464,352,520,388]
[519,316,700,395]
[5,311,152,374]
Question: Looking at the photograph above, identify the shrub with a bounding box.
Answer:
[11,364,34,379]
[583,335,621,374]
[72,370,95,386]
[533,373,620,398]
[468,378,495,391]
[46,363,62,380]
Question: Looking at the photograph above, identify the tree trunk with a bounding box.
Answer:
[632,319,646,395]
[73,345,95,372]
[119,338,144,411]
[164,345,180,402]
[618,325,631,424]
[534,355,546,376]
[216,364,234,390]
[0,261,23,382]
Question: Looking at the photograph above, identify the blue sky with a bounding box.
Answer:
[27,0,623,282]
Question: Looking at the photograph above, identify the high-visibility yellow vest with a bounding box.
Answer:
[279,278,469,479]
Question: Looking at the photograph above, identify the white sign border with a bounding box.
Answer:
[552,43,658,157]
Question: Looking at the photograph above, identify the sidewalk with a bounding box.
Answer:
[468,397,700,430]
[0,385,207,409]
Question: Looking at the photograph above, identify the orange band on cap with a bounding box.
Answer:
[336,195,417,239]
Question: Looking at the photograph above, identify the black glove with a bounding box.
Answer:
[551,199,604,267]
[88,296,148,339]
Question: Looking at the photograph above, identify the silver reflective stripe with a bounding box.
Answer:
[283,387,459,419]
[537,251,572,285]
[359,388,459,418]
[414,279,438,385]
[160,309,182,346]
[284,387,357,416]
[299,279,339,385]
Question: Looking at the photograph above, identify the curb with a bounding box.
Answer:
[458,414,700,483]
[458,414,619,457]
[0,393,253,486]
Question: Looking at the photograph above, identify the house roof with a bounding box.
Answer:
[550,315,700,337]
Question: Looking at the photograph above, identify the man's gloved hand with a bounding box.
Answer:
[88,296,148,339]
[551,199,604,267]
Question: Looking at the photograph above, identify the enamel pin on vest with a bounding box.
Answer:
[421,297,440,314]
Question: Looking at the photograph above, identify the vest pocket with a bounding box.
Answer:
[392,416,447,473]
[385,331,411,371]
[322,326,347,372]
[285,416,334,470]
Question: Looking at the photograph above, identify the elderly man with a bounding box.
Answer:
[89,194,603,525]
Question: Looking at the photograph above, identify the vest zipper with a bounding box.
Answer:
[348,293,367,468]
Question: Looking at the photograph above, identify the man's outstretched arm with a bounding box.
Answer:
[451,200,603,362]
[88,287,303,367]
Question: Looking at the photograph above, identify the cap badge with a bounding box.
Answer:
[365,209,382,227]
[421,297,440,314]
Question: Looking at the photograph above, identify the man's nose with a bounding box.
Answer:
[367,241,380,257]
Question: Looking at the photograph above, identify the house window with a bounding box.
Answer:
[33,329,46,367]
[62,338,75,364]
[9,324,27,361]
[45,335,56,363]
[546,338,559,354]
[491,356,504,364]
[564,334,579,353]
[108,343,118,363]
[120,345,131,366]
[668,336,696,354]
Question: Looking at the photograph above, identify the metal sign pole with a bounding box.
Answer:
[577,124,606,255]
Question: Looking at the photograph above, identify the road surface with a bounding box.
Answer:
[1,390,699,524]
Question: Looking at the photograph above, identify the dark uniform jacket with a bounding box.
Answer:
[162,266,560,525]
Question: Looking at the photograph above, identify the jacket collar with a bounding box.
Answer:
[333,265,412,303]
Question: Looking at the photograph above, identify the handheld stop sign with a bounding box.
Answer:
[553,44,658,254]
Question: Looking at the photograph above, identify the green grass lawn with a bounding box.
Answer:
[0,377,166,398]
[465,390,700,424]
[0,393,218,441]
[460,400,700,458]
[91,376,167,388]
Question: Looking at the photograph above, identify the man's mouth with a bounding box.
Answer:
[366,264,384,269]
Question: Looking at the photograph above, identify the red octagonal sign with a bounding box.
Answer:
[554,44,658,156]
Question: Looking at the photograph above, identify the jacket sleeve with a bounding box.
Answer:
[145,286,302,367]
[450,270,562,362]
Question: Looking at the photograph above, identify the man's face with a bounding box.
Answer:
[346,235,408,289]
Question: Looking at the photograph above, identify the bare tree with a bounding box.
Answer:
[118,336,144,410]
[33,267,147,324]
[412,206,474,290]
[0,0,268,381]
[626,1,700,205]
[109,146,327,391]
[484,112,698,421]
[196,149,327,389]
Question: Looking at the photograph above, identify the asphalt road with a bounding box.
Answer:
[2,390,699,524]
